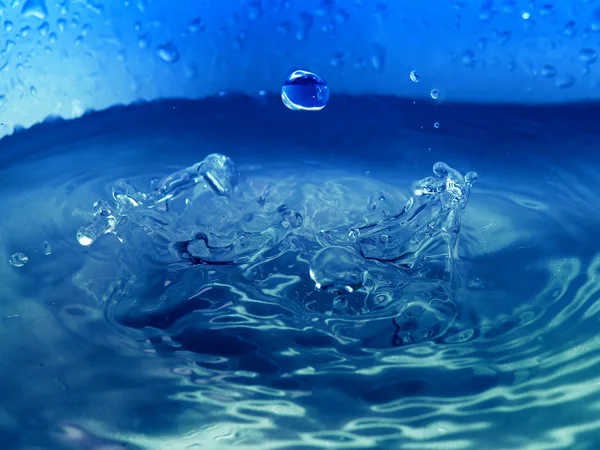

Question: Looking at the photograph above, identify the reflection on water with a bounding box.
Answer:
[1,96,600,449]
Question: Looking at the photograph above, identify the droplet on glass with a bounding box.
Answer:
[541,64,557,78]
[9,252,28,267]
[21,0,48,20]
[156,43,180,63]
[563,20,576,37]
[555,73,575,89]
[281,70,329,111]
[434,122,440,128]
[579,48,597,65]
[409,70,420,82]
[42,240,51,255]
[430,89,439,99]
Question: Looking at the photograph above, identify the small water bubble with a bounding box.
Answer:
[4,21,13,32]
[409,70,420,82]
[9,252,28,267]
[521,11,530,20]
[434,122,440,128]
[579,48,597,64]
[430,89,439,99]
[281,70,329,111]
[21,0,48,20]
[365,171,370,176]
[42,240,51,255]
[156,43,179,63]
[198,153,238,197]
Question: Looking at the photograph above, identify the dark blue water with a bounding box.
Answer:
[1,96,600,449]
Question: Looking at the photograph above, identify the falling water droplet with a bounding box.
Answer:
[409,70,420,82]
[9,252,28,267]
[42,240,51,255]
[281,70,329,111]
[430,89,439,99]
[156,43,180,63]
[21,0,48,20]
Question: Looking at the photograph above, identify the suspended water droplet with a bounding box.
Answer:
[540,64,557,78]
[409,70,420,82]
[281,69,329,111]
[579,48,597,64]
[430,89,439,99]
[21,0,48,20]
[156,43,179,63]
[555,73,575,89]
[434,122,440,128]
[42,240,51,255]
[309,246,366,293]
[9,252,28,267]
[198,153,238,197]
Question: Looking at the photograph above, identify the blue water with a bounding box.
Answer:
[1,96,600,449]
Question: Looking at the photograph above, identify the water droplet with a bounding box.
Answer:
[434,122,440,128]
[4,21,13,32]
[555,73,575,89]
[309,246,366,293]
[198,153,238,197]
[42,240,51,255]
[156,43,179,63]
[296,12,313,41]
[48,32,56,43]
[57,18,66,32]
[430,89,439,99]
[188,17,205,33]
[9,252,28,267]
[593,9,600,32]
[563,20,577,37]
[21,0,47,20]
[539,4,554,16]
[248,0,264,20]
[278,205,303,228]
[81,23,91,37]
[30,85,36,95]
[462,50,475,67]
[371,43,386,73]
[20,26,30,37]
[330,51,345,67]
[497,30,511,45]
[138,34,149,49]
[37,21,49,36]
[521,11,530,20]
[281,69,329,111]
[380,234,389,244]
[74,35,83,46]
[76,200,117,247]
[409,70,420,82]
[541,64,557,78]
[579,48,597,64]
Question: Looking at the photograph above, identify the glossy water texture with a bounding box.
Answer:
[281,70,329,111]
[1,96,600,449]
